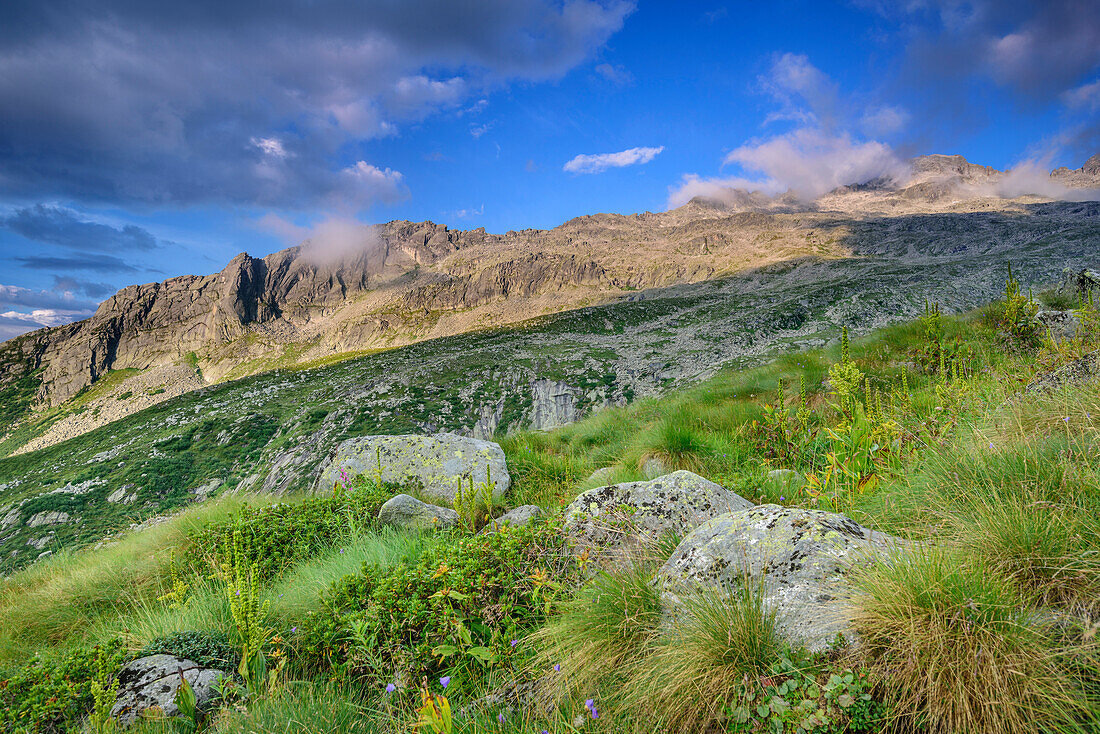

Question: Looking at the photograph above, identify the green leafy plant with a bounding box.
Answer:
[453,467,496,532]
[87,645,122,734]
[137,630,240,672]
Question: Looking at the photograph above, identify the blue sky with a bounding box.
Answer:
[1,0,1098,339]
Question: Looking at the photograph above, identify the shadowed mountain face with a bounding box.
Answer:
[0,155,1098,457]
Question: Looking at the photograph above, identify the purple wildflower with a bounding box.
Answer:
[585,699,598,719]
[510,639,519,648]
[498,713,506,724]
[553,664,561,672]
[290,626,297,633]
[386,683,396,694]
[440,676,451,689]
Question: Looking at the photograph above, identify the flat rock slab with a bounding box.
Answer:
[111,654,224,728]
[659,505,904,652]
[564,470,753,566]
[316,432,509,506]
[379,493,459,530]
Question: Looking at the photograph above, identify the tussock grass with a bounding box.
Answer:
[852,548,1099,734]
[618,583,786,734]
[531,564,662,706]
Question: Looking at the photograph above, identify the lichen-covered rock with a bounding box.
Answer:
[316,432,509,506]
[1036,310,1081,343]
[378,494,459,530]
[110,654,224,728]
[1024,349,1099,395]
[484,505,544,533]
[659,505,905,652]
[564,470,753,566]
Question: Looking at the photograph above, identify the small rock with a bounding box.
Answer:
[107,485,139,504]
[659,505,905,652]
[565,470,753,567]
[484,505,544,533]
[26,510,73,528]
[191,478,222,501]
[111,655,224,728]
[1023,350,1099,396]
[1035,310,1080,344]
[378,494,459,530]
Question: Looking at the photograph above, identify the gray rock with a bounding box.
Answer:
[659,505,905,652]
[111,654,224,728]
[316,432,509,506]
[1036,310,1081,343]
[378,494,459,530]
[529,379,581,430]
[26,510,73,528]
[484,504,544,533]
[107,484,139,504]
[1023,350,1099,396]
[191,478,222,501]
[1059,267,1100,300]
[564,470,753,566]
[27,532,55,550]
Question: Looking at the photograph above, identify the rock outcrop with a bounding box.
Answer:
[659,505,905,652]
[484,504,544,533]
[316,433,510,506]
[110,655,224,728]
[564,470,753,565]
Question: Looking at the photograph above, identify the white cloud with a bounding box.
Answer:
[453,204,484,218]
[340,161,408,205]
[563,145,664,174]
[250,137,289,158]
[470,122,493,139]
[666,174,784,209]
[861,105,910,137]
[594,63,633,85]
[1064,79,1100,111]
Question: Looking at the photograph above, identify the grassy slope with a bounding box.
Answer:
[1,299,1097,732]
[2,211,1098,572]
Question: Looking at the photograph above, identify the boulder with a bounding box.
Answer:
[564,470,753,566]
[484,504,544,533]
[1036,310,1080,343]
[316,433,509,506]
[378,494,459,530]
[659,505,905,652]
[110,654,224,728]
[1059,267,1100,300]
[1023,350,1099,396]
[26,510,73,528]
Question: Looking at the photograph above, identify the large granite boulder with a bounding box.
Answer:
[564,470,753,566]
[659,505,905,652]
[316,432,509,506]
[111,654,224,728]
[378,494,459,530]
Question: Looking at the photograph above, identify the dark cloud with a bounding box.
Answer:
[51,276,115,298]
[0,283,99,312]
[2,205,158,251]
[0,0,633,209]
[14,254,140,273]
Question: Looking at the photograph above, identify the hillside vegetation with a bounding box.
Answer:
[1,273,1098,733]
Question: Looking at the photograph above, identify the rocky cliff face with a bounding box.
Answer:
[1,154,1098,451]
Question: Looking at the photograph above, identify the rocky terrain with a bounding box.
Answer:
[1,154,1097,456]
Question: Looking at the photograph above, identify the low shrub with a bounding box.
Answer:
[136,629,240,672]
[0,640,125,734]
[188,481,390,580]
[295,520,575,689]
